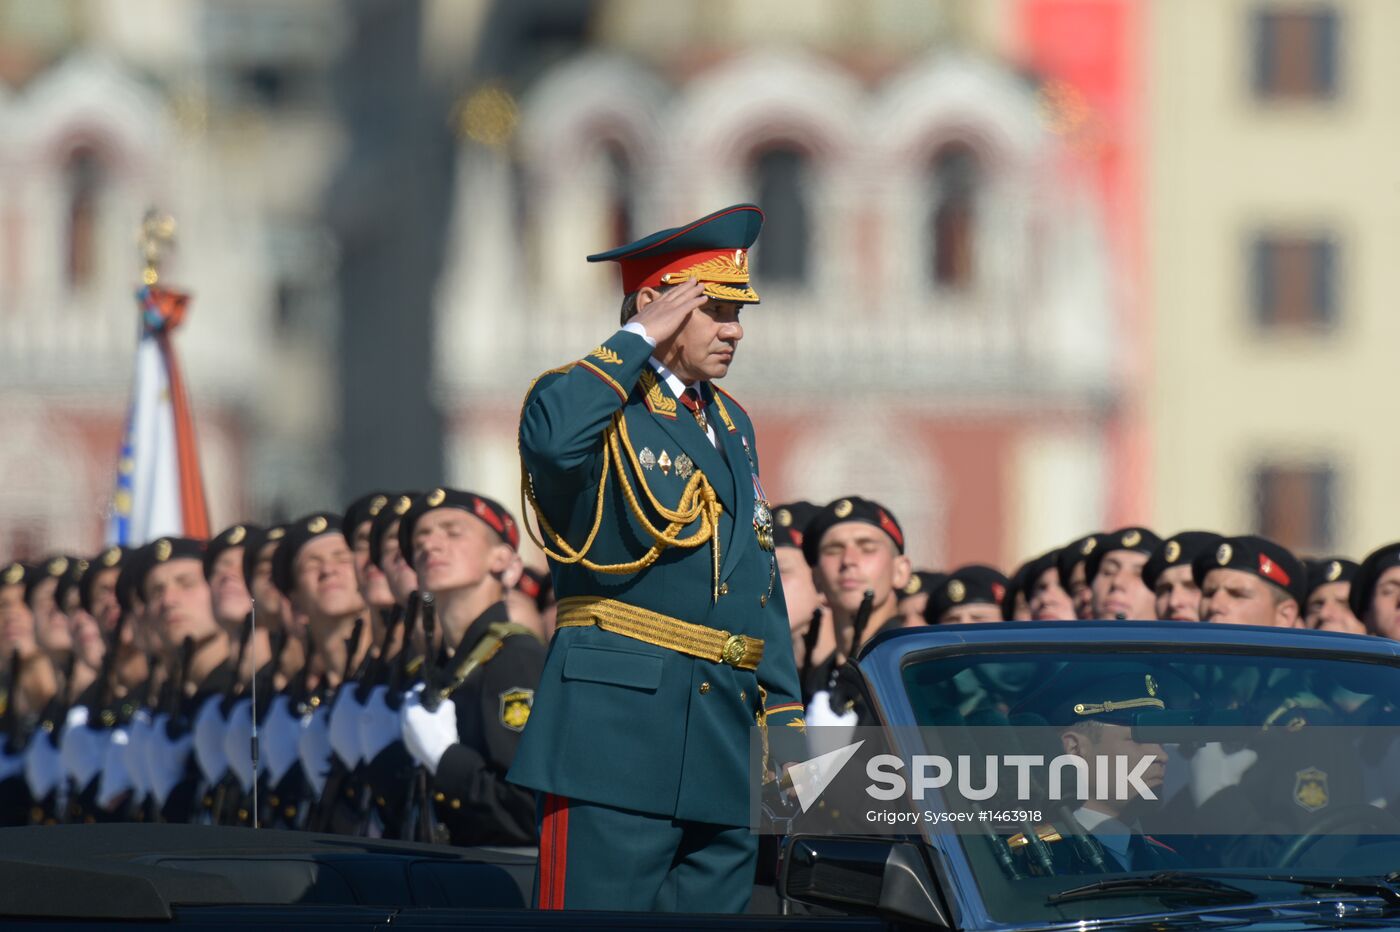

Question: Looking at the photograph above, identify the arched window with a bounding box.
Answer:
[929,143,978,291]
[750,144,809,285]
[602,142,634,247]
[65,146,103,291]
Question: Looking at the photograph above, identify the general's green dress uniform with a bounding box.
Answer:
[509,205,805,913]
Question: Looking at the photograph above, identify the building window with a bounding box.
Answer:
[1252,463,1336,554]
[928,143,979,291]
[750,144,809,285]
[1251,6,1339,101]
[1249,233,1337,329]
[602,142,634,248]
[65,146,102,291]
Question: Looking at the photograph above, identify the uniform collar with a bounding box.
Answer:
[451,599,511,657]
[648,357,705,401]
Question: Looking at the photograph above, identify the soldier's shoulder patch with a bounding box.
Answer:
[1294,766,1328,812]
[499,687,534,732]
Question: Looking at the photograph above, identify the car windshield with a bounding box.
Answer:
[900,647,1400,924]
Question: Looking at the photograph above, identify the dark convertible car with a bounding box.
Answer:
[4,621,1399,930]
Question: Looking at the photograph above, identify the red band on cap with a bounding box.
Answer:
[620,249,734,293]
[877,510,904,550]
[1258,553,1291,587]
[992,583,1006,603]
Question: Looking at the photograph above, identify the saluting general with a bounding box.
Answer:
[510,204,805,913]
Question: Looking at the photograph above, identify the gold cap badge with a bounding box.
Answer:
[2,564,21,586]
[777,509,792,527]
[1326,560,1342,582]
[395,495,413,515]
[267,527,286,541]
[427,488,446,507]
[308,516,328,534]
[1122,530,1142,548]
[1217,543,1233,566]
[1081,537,1097,556]
[101,547,122,567]
[833,499,853,519]
[904,575,923,595]
[154,539,173,562]
[228,525,247,546]
[369,494,389,516]
[948,579,966,603]
[47,556,68,577]
[1165,540,1181,564]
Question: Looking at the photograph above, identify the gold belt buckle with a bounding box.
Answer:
[721,634,748,667]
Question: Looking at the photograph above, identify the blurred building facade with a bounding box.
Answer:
[1149,0,1393,559]
[436,0,1145,569]
[0,0,347,555]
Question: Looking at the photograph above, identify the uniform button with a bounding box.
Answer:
[285,806,297,820]
[238,809,249,822]
[759,595,767,607]
[739,690,746,701]
[718,583,729,596]
[434,792,446,802]
[269,795,280,807]
[450,799,461,810]
[376,796,386,806]
[699,682,711,695]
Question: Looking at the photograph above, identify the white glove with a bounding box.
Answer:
[261,695,301,787]
[60,706,105,790]
[1189,741,1259,807]
[192,695,231,786]
[805,690,859,759]
[124,709,152,799]
[399,685,458,775]
[328,686,365,769]
[222,698,256,793]
[297,704,332,797]
[358,686,401,763]
[24,730,63,799]
[146,720,194,808]
[96,728,132,808]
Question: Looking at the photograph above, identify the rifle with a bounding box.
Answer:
[386,593,422,711]
[164,636,195,735]
[355,605,402,704]
[89,613,129,722]
[418,593,438,695]
[798,606,823,694]
[827,590,874,716]
[220,612,255,715]
[337,618,364,698]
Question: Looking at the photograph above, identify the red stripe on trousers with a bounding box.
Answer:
[538,793,569,909]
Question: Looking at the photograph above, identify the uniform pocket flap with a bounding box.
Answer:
[562,645,663,691]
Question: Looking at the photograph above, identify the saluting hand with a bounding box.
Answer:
[629,278,708,346]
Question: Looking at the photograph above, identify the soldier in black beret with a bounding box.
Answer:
[895,571,945,626]
[0,561,40,825]
[1002,559,1032,621]
[79,545,128,634]
[203,524,260,647]
[1086,527,1160,620]
[1302,558,1363,635]
[925,565,1009,625]
[368,493,421,607]
[804,496,910,706]
[1022,549,1076,621]
[393,487,544,846]
[1348,542,1400,641]
[26,555,78,675]
[1193,535,1304,628]
[770,501,832,694]
[1058,532,1104,620]
[344,491,396,620]
[1142,531,1221,622]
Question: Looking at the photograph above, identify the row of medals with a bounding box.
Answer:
[635,443,774,553]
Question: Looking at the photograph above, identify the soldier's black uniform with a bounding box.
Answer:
[161,660,236,823]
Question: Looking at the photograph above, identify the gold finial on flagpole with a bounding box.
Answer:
[138,209,177,286]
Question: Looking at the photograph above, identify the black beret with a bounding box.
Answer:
[241,525,287,591]
[1083,527,1161,584]
[516,566,554,612]
[1191,534,1305,605]
[1348,543,1400,620]
[1057,533,1105,589]
[272,513,343,597]
[398,487,521,564]
[203,523,262,580]
[342,491,392,546]
[115,546,152,613]
[26,554,81,605]
[802,496,905,566]
[1018,550,1062,601]
[1142,531,1222,592]
[899,570,947,601]
[1,561,37,593]
[1303,557,1357,602]
[369,492,418,570]
[80,545,129,615]
[925,564,1009,625]
[1001,560,1033,619]
[133,537,207,600]
[53,556,91,610]
[772,501,820,551]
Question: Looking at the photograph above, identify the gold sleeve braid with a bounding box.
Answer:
[519,374,724,601]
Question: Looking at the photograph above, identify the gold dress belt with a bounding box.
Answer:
[555,596,764,671]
